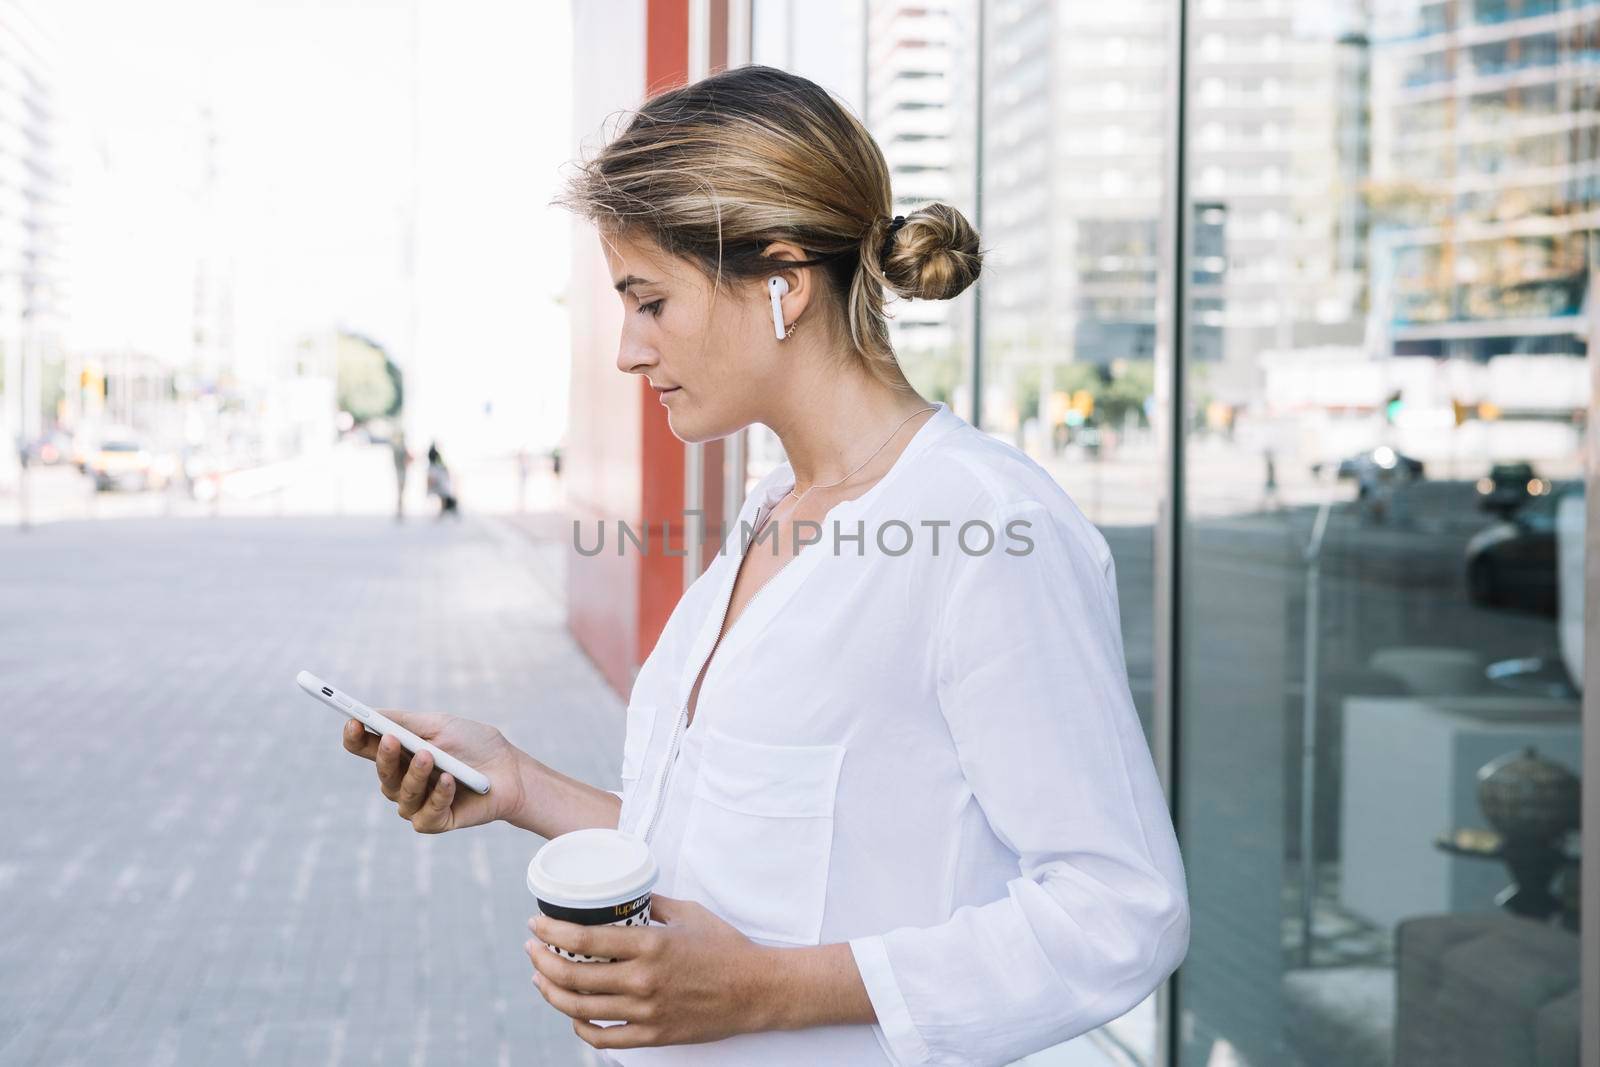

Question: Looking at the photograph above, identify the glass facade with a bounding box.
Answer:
[1178,3,1590,1066]
[744,0,1592,1063]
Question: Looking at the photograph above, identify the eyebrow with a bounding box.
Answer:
[614,275,655,294]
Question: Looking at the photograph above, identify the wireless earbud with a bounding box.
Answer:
[768,276,790,340]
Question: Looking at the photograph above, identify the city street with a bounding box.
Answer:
[0,441,560,529]
[0,512,618,1066]
[0,438,1567,1067]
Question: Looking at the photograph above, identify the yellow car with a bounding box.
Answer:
[89,440,171,492]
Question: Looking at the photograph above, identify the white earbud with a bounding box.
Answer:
[768,276,790,340]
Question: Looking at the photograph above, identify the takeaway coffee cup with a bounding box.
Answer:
[527,828,659,965]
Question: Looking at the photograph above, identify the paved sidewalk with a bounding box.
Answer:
[0,513,620,1066]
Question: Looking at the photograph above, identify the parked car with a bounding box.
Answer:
[1475,461,1550,517]
[1463,481,1579,616]
[88,439,173,492]
[23,430,73,465]
[1312,446,1425,483]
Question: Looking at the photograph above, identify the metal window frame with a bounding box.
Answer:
[1583,252,1598,1067]
[1155,0,1189,1063]
[682,0,712,590]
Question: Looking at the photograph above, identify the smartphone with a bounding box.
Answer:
[297,670,492,795]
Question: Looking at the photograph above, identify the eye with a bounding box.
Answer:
[638,299,664,317]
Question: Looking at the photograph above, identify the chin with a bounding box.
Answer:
[663,401,741,445]
[665,416,718,445]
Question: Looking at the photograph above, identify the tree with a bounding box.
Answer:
[335,331,403,423]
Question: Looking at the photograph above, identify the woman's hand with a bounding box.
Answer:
[524,895,778,1050]
[340,710,527,833]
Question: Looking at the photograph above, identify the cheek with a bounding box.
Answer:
[660,310,722,372]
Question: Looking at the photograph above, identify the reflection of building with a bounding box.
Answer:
[866,2,962,356]
[976,3,1372,417]
[1292,28,1371,337]
[1191,2,1371,401]
[980,0,1170,426]
[1369,0,1597,362]
[0,0,64,479]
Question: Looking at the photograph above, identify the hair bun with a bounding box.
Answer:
[879,203,982,301]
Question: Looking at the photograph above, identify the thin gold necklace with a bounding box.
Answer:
[782,404,937,512]
[727,403,937,633]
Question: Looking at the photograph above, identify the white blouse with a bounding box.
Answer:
[601,402,1189,1066]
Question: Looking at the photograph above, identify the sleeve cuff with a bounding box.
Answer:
[848,934,930,1065]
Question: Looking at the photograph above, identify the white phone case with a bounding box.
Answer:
[296,670,492,795]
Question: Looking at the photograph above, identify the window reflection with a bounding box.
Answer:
[1181,0,1589,1064]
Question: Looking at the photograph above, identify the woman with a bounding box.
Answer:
[340,65,1188,1065]
[425,442,458,517]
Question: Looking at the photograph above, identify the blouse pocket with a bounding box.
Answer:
[674,725,846,946]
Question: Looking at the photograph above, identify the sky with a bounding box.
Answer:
[49,0,575,452]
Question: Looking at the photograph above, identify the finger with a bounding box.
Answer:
[375,734,410,800]
[525,937,634,995]
[395,748,435,819]
[343,719,380,761]
[373,707,450,738]
[645,894,684,923]
[533,914,649,963]
[411,773,456,834]
[573,1017,652,1049]
[531,969,639,1027]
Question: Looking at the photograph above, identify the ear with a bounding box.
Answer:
[761,240,815,334]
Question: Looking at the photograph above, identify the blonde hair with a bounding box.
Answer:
[557,65,982,388]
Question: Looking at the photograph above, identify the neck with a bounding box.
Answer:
[759,351,934,491]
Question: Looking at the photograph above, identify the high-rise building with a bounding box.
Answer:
[866,1,967,360]
[191,105,235,386]
[976,0,1169,429]
[978,0,1375,417]
[1190,2,1377,398]
[0,0,64,472]
[1369,0,1597,363]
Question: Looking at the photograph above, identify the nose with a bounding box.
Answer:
[616,319,658,377]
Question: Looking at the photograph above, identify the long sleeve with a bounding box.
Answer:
[847,499,1190,1066]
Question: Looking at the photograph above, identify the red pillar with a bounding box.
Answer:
[567,0,735,700]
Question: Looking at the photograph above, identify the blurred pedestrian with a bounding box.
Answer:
[425,442,459,519]
[391,429,413,521]
[515,446,531,513]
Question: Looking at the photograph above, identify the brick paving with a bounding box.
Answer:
[0,513,620,1067]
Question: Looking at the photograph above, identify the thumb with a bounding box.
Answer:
[648,894,691,924]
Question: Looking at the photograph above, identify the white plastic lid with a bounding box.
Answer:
[527,828,658,908]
